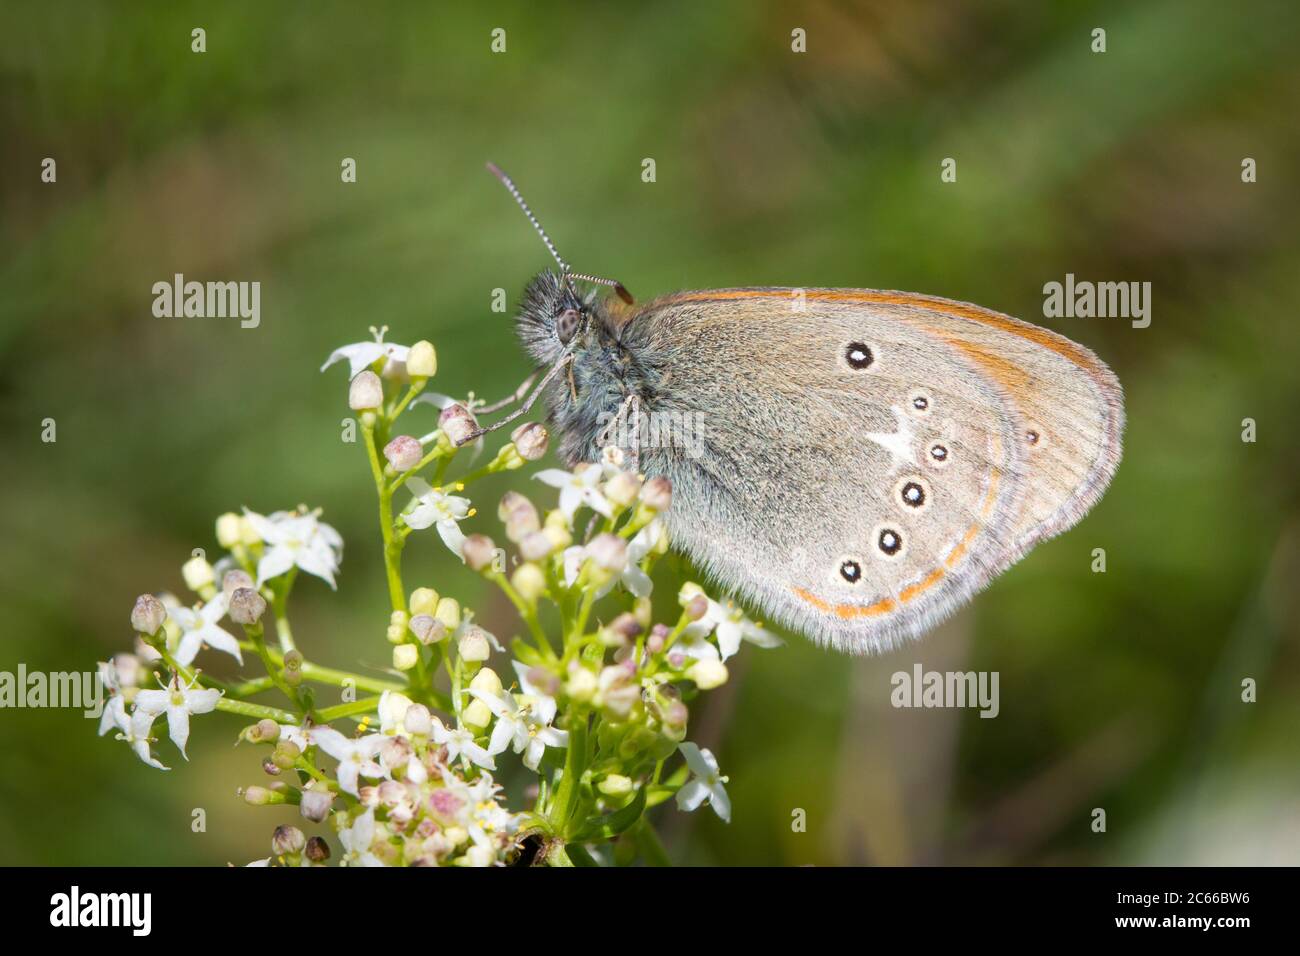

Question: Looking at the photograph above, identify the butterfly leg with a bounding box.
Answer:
[457,352,573,445]
[476,368,541,414]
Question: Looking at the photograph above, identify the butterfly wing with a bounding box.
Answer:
[620,287,1121,653]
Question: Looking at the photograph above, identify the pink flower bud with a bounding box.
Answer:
[439,403,478,445]
[639,475,673,512]
[228,587,268,626]
[383,435,423,472]
[461,534,498,572]
[510,422,549,461]
[130,594,167,635]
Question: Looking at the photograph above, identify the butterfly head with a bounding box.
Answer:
[516,270,602,366]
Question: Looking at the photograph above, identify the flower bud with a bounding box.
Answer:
[215,512,243,548]
[611,612,643,641]
[511,562,546,602]
[640,475,673,512]
[458,625,491,663]
[587,533,628,572]
[272,824,306,856]
[349,370,384,410]
[393,643,419,671]
[408,614,446,645]
[271,739,301,769]
[605,471,642,509]
[498,490,531,521]
[409,587,439,617]
[646,623,669,655]
[228,587,268,626]
[462,698,492,731]
[566,667,598,702]
[510,422,549,461]
[130,594,168,636]
[298,787,334,823]
[383,435,423,472]
[633,596,653,628]
[221,569,255,601]
[404,703,432,737]
[406,340,437,378]
[304,835,331,863]
[438,403,478,445]
[543,522,572,552]
[461,534,498,572]
[241,785,276,806]
[685,593,709,622]
[519,530,553,562]
[469,667,503,700]
[434,597,461,630]
[262,757,281,776]
[504,503,541,543]
[598,774,633,797]
[245,718,279,744]
[182,555,215,592]
[687,659,729,690]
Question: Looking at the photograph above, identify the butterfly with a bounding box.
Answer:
[470,164,1123,654]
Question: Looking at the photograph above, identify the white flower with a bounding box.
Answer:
[99,695,127,737]
[676,742,730,823]
[683,591,783,661]
[170,596,243,666]
[134,673,222,759]
[378,690,415,736]
[114,706,169,771]
[245,858,272,867]
[597,519,659,598]
[401,478,471,558]
[430,717,496,771]
[321,326,410,378]
[312,727,387,797]
[469,688,569,771]
[444,771,518,860]
[534,465,612,523]
[243,508,343,589]
[339,809,386,867]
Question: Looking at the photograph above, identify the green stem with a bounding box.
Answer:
[363,419,406,611]
[316,696,382,723]
[215,698,297,723]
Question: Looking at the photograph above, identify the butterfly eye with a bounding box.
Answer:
[839,559,862,583]
[876,527,905,559]
[555,308,581,344]
[844,342,874,370]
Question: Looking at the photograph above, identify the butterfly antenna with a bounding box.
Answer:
[486,162,634,304]
[486,161,569,274]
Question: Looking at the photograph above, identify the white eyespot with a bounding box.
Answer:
[870,524,906,561]
[1024,424,1046,448]
[842,341,879,371]
[838,558,863,584]
[926,442,951,469]
[895,476,930,512]
[907,390,932,416]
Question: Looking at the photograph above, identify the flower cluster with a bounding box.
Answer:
[96,328,779,866]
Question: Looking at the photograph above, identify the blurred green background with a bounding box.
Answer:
[2,0,1298,866]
